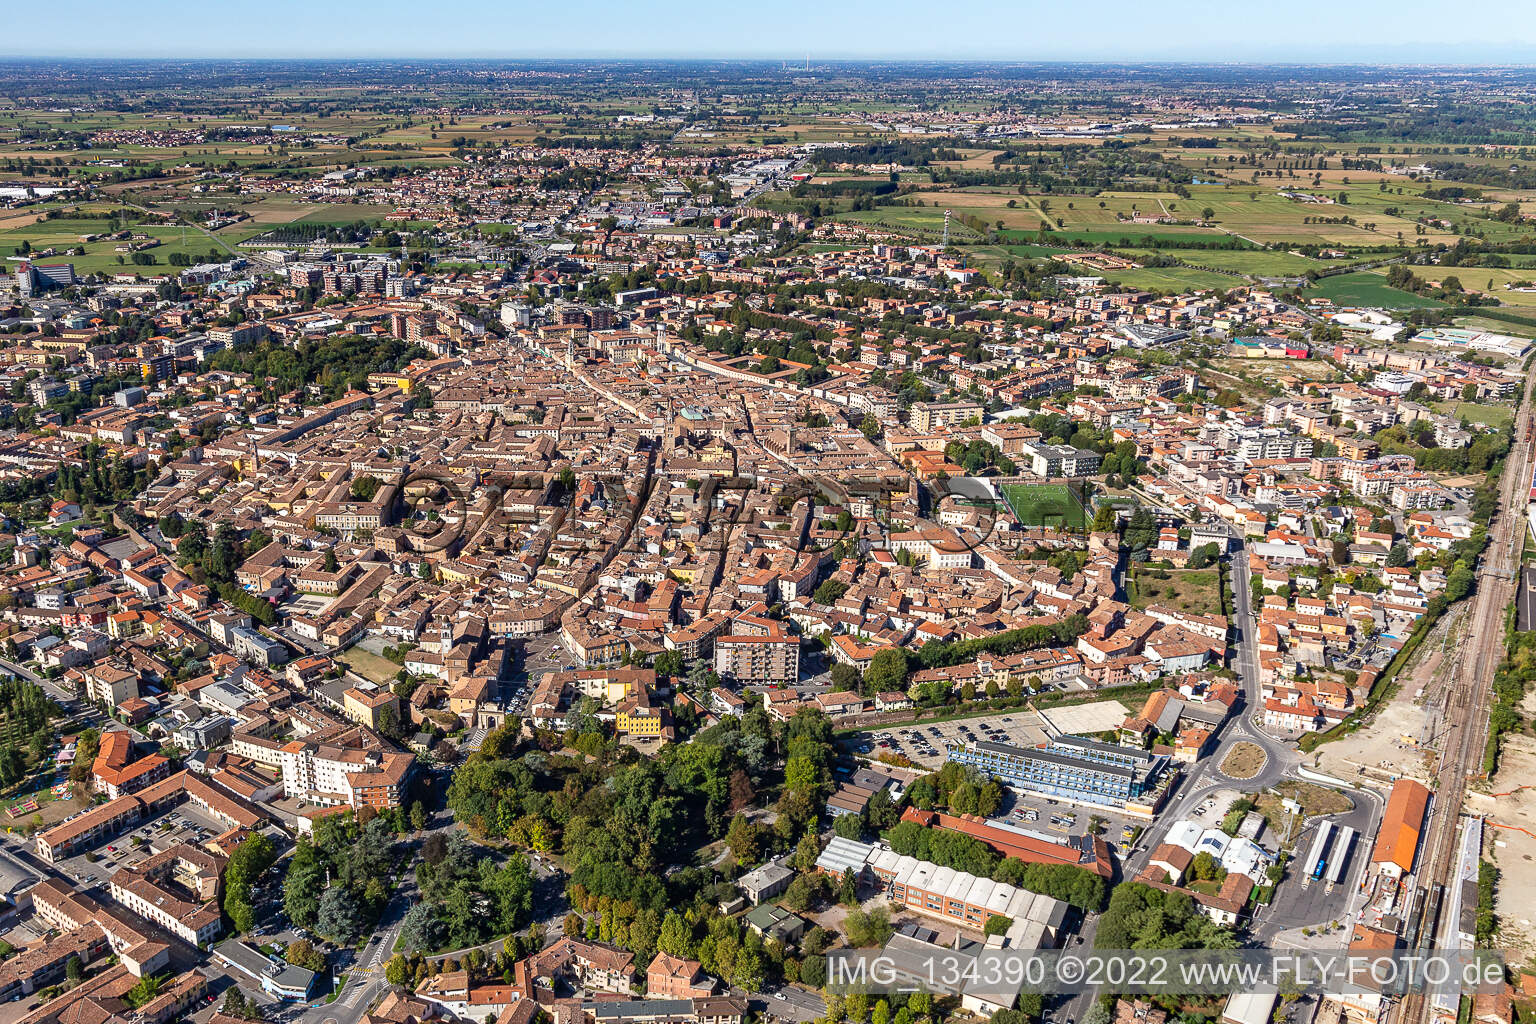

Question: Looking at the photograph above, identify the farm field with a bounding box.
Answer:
[815,176,1536,259]
[999,225,1232,246]
[1000,483,1087,530]
[1138,248,1333,276]
[0,218,233,274]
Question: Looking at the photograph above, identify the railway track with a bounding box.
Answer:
[1395,369,1536,1024]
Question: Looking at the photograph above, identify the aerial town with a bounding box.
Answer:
[0,46,1532,1024]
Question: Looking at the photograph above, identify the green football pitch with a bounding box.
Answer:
[1000,483,1088,529]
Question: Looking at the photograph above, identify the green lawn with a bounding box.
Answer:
[1103,267,1237,292]
[1128,568,1223,617]
[1304,270,1447,309]
[1000,483,1087,529]
[1432,401,1516,429]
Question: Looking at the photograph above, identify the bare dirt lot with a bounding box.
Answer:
[1310,612,1464,788]
[1472,731,1536,960]
[1220,741,1268,780]
[1310,685,1438,788]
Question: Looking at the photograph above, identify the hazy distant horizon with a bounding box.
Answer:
[5,0,1536,66]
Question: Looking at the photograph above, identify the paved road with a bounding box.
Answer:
[276,839,425,1024]
[753,984,826,1023]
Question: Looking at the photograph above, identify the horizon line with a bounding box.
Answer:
[4,52,1536,67]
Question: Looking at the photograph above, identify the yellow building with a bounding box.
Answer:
[615,687,672,744]
[342,686,399,730]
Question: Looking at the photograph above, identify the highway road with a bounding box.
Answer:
[1397,366,1536,1024]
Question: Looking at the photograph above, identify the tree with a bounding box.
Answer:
[410,802,428,832]
[65,955,83,983]
[384,953,410,986]
[123,975,164,1009]
[839,866,860,906]
[864,648,908,694]
[398,902,446,953]
[223,831,277,934]
[283,843,327,929]
[658,911,694,958]
[844,905,893,947]
[285,938,327,973]
[726,813,764,866]
[654,649,684,678]
[814,579,849,605]
[316,884,361,943]
[833,813,865,840]
[829,662,863,692]
[733,947,764,992]
[792,831,822,872]
[1189,850,1223,882]
[221,988,263,1021]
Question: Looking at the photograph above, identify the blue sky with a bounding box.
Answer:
[6,0,1536,61]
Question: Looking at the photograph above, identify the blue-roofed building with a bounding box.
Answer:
[945,734,1169,813]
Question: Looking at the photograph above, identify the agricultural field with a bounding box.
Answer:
[1000,483,1087,530]
[1133,247,1333,277]
[0,217,234,275]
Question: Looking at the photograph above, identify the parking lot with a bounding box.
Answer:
[53,799,243,890]
[845,708,1150,855]
[993,789,1148,857]
[847,711,1051,770]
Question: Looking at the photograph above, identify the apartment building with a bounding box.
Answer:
[713,634,799,685]
[342,686,400,730]
[524,936,636,995]
[36,771,264,863]
[108,843,226,946]
[277,724,415,810]
[82,663,140,708]
[30,879,173,978]
[91,730,171,799]
[909,400,983,433]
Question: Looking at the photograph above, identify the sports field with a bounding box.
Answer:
[1001,483,1087,530]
